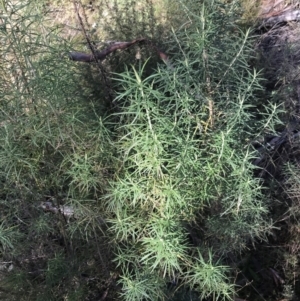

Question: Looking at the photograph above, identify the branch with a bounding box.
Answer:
[69,38,170,64]
[40,201,107,225]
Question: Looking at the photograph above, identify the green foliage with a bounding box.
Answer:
[0,221,21,253]
[0,1,114,300]
[105,1,281,300]
[184,251,234,300]
[46,253,70,286]
[0,0,289,301]
[281,163,300,291]
[118,269,166,301]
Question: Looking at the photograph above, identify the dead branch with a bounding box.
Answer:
[69,38,146,62]
[40,201,107,226]
[69,38,170,64]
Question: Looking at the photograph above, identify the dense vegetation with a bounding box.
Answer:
[0,0,299,300]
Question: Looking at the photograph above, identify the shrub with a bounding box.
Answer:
[106,1,282,300]
[0,0,283,300]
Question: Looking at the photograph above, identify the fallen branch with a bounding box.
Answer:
[40,201,107,225]
[69,38,170,64]
[40,201,75,218]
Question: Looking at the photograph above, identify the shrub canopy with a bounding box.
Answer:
[0,1,288,300]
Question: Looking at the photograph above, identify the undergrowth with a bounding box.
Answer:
[0,0,298,301]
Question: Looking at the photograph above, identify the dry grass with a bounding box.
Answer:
[43,0,300,46]
[236,0,299,23]
[259,0,299,17]
[42,0,181,52]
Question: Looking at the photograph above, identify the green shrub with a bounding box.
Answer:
[0,0,284,300]
[105,1,282,300]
